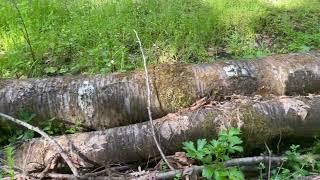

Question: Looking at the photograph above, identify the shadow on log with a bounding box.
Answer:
[11,95,320,173]
[0,52,320,129]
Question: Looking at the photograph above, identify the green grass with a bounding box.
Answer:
[0,0,319,78]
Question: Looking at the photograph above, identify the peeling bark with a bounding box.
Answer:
[1,52,320,129]
[11,95,320,172]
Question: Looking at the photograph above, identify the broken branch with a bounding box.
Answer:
[134,30,174,170]
[0,112,79,177]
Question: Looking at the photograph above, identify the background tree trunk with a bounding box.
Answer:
[11,95,320,172]
[0,52,320,129]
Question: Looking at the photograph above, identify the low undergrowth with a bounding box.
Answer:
[183,128,244,179]
[0,0,319,78]
[182,128,320,179]
[0,111,84,146]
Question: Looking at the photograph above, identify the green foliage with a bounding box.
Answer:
[5,146,15,179]
[159,160,169,171]
[0,0,319,78]
[258,162,266,179]
[182,130,320,179]
[183,128,244,179]
[0,111,84,146]
[64,120,83,134]
[271,145,320,180]
[41,118,67,135]
[0,111,36,145]
[311,137,320,154]
[173,173,182,180]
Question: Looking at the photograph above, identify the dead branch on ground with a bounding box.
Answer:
[134,30,174,170]
[0,112,79,177]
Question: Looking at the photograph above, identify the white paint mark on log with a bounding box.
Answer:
[241,68,249,76]
[279,98,310,121]
[223,64,249,77]
[78,81,95,119]
[223,65,238,77]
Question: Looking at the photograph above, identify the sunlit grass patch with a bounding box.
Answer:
[0,0,319,77]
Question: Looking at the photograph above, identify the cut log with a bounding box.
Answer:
[11,95,320,172]
[1,52,320,129]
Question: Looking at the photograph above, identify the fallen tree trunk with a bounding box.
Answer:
[1,52,320,129]
[11,95,320,172]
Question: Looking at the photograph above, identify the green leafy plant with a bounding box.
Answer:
[311,137,320,154]
[0,111,83,146]
[258,162,266,180]
[272,144,320,180]
[6,112,36,145]
[183,128,244,180]
[159,160,169,171]
[173,172,182,180]
[5,146,15,179]
[65,120,83,134]
[41,118,67,135]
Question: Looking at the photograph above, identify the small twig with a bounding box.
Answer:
[82,165,130,178]
[189,97,208,111]
[265,142,272,180]
[224,156,283,167]
[2,174,34,180]
[274,161,285,179]
[9,0,37,70]
[277,131,282,154]
[133,30,174,170]
[37,153,59,179]
[0,112,79,177]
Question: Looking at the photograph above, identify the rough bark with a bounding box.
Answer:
[1,52,320,129]
[10,95,320,172]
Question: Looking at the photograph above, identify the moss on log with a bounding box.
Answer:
[0,52,320,129]
[11,95,320,172]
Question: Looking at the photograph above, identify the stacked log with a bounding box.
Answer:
[1,52,320,174]
[13,95,320,172]
[0,52,320,129]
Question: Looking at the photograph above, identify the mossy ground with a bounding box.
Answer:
[0,0,319,78]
